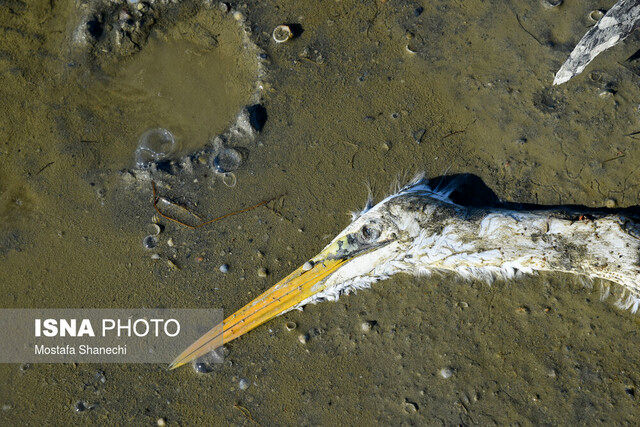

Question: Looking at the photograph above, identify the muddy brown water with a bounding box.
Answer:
[1,0,640,424]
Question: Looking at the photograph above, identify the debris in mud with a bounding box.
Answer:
[142,235,158,249]
[541,0,563,9]
[272,24,293,43]
[285,321,297,331]
[360,320,376,333]
[439,367,454,379]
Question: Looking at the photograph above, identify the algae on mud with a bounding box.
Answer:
[1,0,640,424]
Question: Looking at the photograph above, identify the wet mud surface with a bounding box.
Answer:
[1,0,640,423]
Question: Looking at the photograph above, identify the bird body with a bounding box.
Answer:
[170,174,640,369]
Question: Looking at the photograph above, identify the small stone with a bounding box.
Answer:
[403,399,419,413]
[238,378,250,390]
[257,267,268,278]
[439,367,454,379]
[1,404,11,411]
[605,198,616,208]
[220,264,230,273]
[75,401,87,412]
[232,11,244,22]
[360,321,374,333]
[143,235,158,249]
[167,238,174,247]
[157,418,166,426]
[541,0,562,9]
[167,259,179,270]
[302,261,313,271]
[218,2,229,13]
[151,254,160,260]
[298,333,308,344]
[412,128,426,144]
[599,89,614,98]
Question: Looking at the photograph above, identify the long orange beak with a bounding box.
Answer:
[169,247,349,370]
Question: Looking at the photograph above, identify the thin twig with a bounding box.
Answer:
[233,403,257,424]
[151,181,283,229]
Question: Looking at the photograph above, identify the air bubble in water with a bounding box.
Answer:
[135,128,177,167]
[212,147,242,173]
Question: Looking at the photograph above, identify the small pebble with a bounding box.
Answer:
[2,404,11,411]
[541,0,562,9]
[298,333,308,344]
[238,378,250,390]
[605,198,616,208]
[220,264,230,273]
[599,89,614,98]
[167,238,174,247]
[143,235,158,249]
[151,254,160,260]
[404,399,419,413]
[439,367,454,379]
[75,401,88,412]
[360,321,374,333]
[232,11,244,22]
[257,267,268,278]
[157,418,166,426]
[302,261,313,271]
[167,259,179,270]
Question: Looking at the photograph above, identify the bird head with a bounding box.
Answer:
[170,175,460,369]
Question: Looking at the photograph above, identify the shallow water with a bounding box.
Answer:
[1,0,640,423]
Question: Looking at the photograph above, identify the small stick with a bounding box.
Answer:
[152,181,282,229]
[233,403,257,424]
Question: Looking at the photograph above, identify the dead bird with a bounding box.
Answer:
[554,0,640,85]
[170,174,640,369]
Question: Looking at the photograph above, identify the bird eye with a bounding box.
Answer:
[359,224,381,242]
